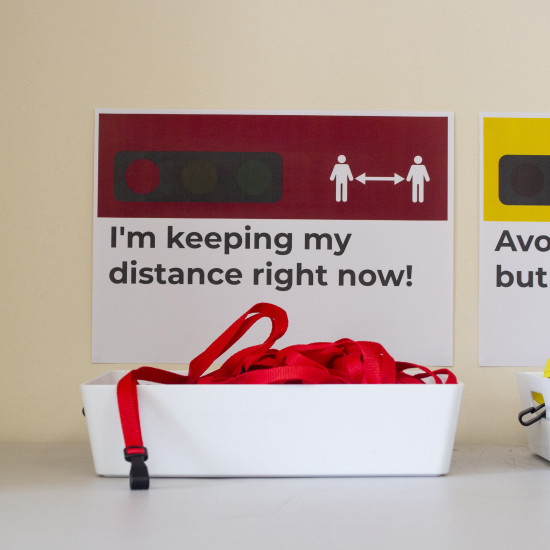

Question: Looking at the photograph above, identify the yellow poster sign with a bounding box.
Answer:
[483,116,550,222]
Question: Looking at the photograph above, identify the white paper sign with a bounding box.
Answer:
[93,110,454,365]
[480,114,550,366]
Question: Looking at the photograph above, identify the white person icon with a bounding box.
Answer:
[406,155,430,203]
[330,155,354,202]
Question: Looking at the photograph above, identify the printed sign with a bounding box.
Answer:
[480,114,550,366]
[93,110,453,365]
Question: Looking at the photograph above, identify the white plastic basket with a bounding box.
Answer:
[517,372,550,462]
[82,371,463,477]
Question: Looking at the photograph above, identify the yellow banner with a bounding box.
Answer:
[483,117,550,222]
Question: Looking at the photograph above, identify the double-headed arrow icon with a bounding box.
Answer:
[355,173,404,185]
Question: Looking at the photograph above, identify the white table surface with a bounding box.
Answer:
[1,443,548,550]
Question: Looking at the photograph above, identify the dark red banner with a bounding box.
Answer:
[97,112,449,220]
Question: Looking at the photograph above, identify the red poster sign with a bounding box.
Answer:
[97,112,448,220]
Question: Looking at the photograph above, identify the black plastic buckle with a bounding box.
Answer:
[124,446,149,490]
[518,403,546,427]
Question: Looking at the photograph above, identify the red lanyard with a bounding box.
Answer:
[117,303,457,489]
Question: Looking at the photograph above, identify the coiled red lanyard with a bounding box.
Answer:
[117,303,457,489]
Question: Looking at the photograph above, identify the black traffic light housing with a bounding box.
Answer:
[114,151,283,203]
[499,154,550,206]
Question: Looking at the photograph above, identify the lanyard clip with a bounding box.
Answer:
[518,402,546,426]
[124,446,149,490]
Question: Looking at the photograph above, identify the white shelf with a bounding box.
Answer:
[1,443,548,550]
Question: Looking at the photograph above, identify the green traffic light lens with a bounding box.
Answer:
[237,159,272,196]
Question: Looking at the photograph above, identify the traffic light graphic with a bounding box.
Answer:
[114,151,283,203]
[499,155,550,206]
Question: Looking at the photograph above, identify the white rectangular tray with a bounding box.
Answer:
[82,371,463,477]
[517,372,550,462]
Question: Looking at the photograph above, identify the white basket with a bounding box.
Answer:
[82,371,463,477]
[517,372,550,462]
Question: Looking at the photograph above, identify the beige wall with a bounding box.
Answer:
[2,0,550,444]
